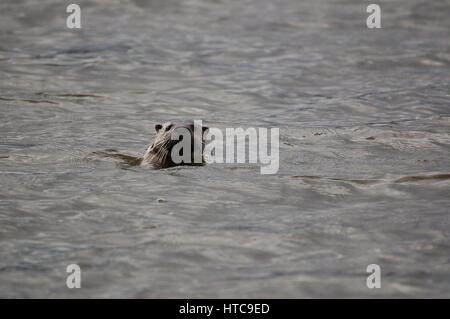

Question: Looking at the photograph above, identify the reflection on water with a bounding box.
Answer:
[0,0,450,298]
[92,150,142,168]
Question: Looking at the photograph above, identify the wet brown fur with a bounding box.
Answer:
[140,121,208,169]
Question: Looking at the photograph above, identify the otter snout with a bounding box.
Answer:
[141,121,208,169]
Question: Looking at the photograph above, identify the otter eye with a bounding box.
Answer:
[165,124,173,131]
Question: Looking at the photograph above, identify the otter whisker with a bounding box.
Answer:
[140,121,207,169]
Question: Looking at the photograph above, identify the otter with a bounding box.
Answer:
[140,121,208,169]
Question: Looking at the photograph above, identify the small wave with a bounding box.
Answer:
[91,150,142,168]
[35,92,104,99]
[291,174,450,184]
[0,96,58,105]
[395,174,450,183]
[291,175,379,184]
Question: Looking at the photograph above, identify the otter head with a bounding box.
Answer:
[141,121,209,169]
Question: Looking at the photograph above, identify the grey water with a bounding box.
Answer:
[1,0,449,298]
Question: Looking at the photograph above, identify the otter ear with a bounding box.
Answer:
[202,126,209,133]
[155,124,162,132]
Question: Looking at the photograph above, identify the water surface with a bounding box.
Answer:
[1,0,450,298]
